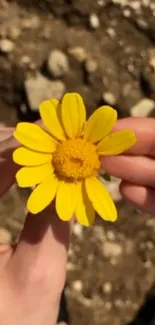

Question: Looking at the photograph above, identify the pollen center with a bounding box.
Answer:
[53,138,100,181]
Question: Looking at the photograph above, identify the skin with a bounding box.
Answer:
[0,117,154,324]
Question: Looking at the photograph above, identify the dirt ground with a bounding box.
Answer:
[1,1,155,325]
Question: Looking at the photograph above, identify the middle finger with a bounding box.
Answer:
[103,155,155,188]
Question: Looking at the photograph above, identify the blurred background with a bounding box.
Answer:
[0,0,155,324]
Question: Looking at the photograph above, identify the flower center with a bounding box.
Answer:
[53,138,100,181]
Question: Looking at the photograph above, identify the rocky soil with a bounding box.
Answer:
[0,1,155,325]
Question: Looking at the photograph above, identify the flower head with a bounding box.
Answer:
[13,93,136,226]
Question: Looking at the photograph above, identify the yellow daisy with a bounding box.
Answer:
[13,93,136,226]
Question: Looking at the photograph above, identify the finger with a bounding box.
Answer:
[0,245,13,270]
[103,155,155,188]
[114,117,155,156]
[9,207,72,300]
[0,127,14,141]
[120,181,155,216]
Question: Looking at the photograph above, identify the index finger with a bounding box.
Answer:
[114,117,155,157]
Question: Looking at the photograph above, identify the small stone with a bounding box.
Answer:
[68,247,73,257]
[68,46,87,63]
[84,59,97,73]
[97,0,105,6]
[104,301,112,311]
[89,13,100,29]
[106,230,116,241]
[103,241,123,258]
[136,19,148,30]
[67,263,76,271]
[72,280,83,292]
[25,73,65,111]
[146,218,155,227]
[100,176,122,202]
[47,49,69,78]
[73,223,83,239]
[0,227,12,244]
[123,9,131,17]
[146,241,154,250]
[102,92,117,105]
[9,26,21,40]
[144,260,152,269]
[114,299,124,308]
[131,98,155,117]
[20,55,31,65]
[93,225,106,242]
[22,16,40,29]
[130,1,141,11]
[103,282,112,294]
[106,28,116,38]
[0,39,14,53]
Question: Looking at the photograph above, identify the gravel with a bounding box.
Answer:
[47,49,69,78]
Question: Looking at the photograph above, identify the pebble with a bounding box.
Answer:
[84,59,97,73]
[93,225,106,242]
[123,9,131,17]
[131,98,155,117]
[130,1,141,11]
[9,26,21,40]
[22,16,40,29]
[72,280,83,292]
[0,227,12,244]
[67,262,76,271]
[144,260,152,269]
[146,241,154,250]
[25,73,65,111]
[73,223,83,239]
[102,92,117,105]
[100,176,122,202]
[89,13,100,29]
[104,301,112,311]
[68,46,87,63]
[102,282,112,294]
[146,218,155,227]
[103,241,123,258]
[0,39,14,53]
[47,49,69,78]
[136,19,148,30]
[106,230,116,241]
[114,299,124,308]
[106,27,116,38]
[20,55,31,66]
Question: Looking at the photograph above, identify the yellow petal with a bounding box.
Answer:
[56,181,76,221]
[84,106,117,143]
[61,93,86,138]
[85,177,117,222]
[75,182,95,226]
[13,147,52,166]
[14,122,56,153]
[97,130,136,155]
[27,175,58,214]
[16,164,53,187]
[39,99,66,141]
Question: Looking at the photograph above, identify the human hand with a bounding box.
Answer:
[0,127,71,325]
[103,117,155,216]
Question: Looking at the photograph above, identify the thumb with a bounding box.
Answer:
[9,207,72,300]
